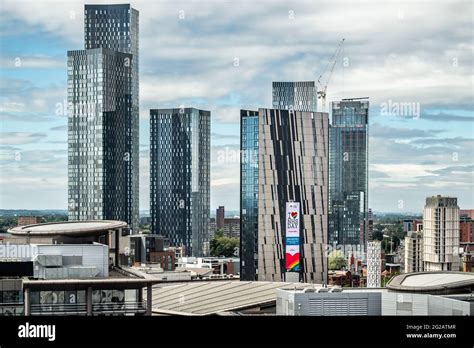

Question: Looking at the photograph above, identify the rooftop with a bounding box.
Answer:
[148,281,319,316]
[387,272,474,294]
[8,220,128,237]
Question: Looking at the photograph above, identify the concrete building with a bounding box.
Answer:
[363,208,374,242]
[31,244,109,279]
[240,108,328,283]
[329,99,369,247]
[6,220,128,267]
[277,272,474,316]
[6,244,105,280]
[68,4,139,233]
[367,241,381,288]
[272,81,318,112]
[177,257,239,276]
[150,108,210,257]
[216,206,225,230]
[423,196,460,272]
[405,230,424,273]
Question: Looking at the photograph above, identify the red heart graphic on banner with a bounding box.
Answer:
[291,212,298,218]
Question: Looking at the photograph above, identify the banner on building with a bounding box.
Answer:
[285,202,300,272]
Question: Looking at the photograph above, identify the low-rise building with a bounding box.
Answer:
[277,272,474,316]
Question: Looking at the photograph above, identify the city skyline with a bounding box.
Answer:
[1,0,473,213]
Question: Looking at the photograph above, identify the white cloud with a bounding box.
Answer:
[0,132,47,145]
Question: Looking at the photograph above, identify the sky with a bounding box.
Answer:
[0,0,473,213]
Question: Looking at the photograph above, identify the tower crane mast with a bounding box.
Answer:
[317,38,345,111]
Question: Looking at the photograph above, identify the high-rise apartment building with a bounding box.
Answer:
[216,206,225,230]
[150,108,210,257]
[329,99,369,247]
[405,230,424,273]
[272,81,318,112]
[67,48,133,227]
[240,108,328,283]
[68,4,139,232]
[423,195,460,272]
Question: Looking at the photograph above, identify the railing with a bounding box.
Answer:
[30,301,146,315]
[31,303,87,315]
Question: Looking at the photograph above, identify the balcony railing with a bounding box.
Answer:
[30,301,146,315]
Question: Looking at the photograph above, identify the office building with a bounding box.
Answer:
[216,206,225,229]
[272,81,317,112]
[367,241,381,288]
[329,99,369,246]
[240,108,328,283]
[405,230,424,273]
[150,108,210,257]
[68,4,139,233]
[423,195,460,272]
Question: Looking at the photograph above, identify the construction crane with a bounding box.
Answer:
[317,38,345,111]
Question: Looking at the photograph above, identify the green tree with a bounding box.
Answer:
[210,231,239,257]
[371,230,383,241]
[328,250,347,270]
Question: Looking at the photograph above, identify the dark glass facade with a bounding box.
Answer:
[67,48,133,225]
[83,4,139,233]
[329,100,369,246]
[240,110,259,280]
[150,108,210,257]
[272,81,317,112]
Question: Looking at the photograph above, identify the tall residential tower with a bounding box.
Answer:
[240,108,328,283]
[423,195,460,271]
[68,4,139,232]
[328,99,369,247]
[150,108,210,257]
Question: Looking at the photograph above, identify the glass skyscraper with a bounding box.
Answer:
[329,99,369,247]
[240,108,328,283]
[150,108,210,257]
[68,4,139,233]
[272,81,318,112]
[67,48,133,226]
[240,110,259,280]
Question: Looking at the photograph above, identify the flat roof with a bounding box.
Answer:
[8,220,128,237]
[387,272,474,294]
